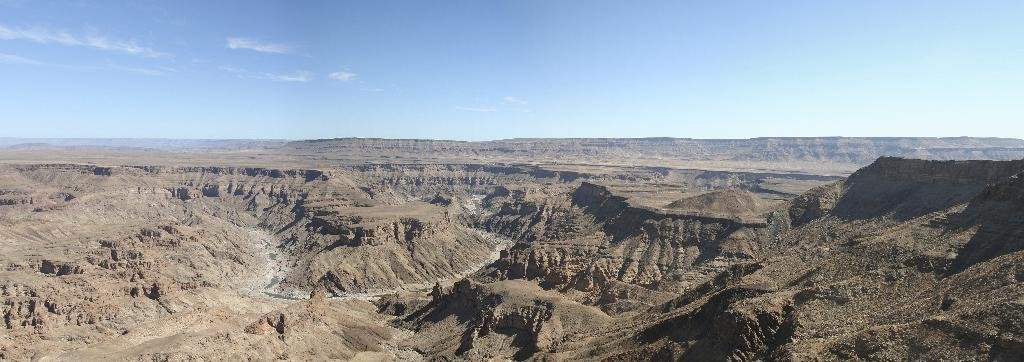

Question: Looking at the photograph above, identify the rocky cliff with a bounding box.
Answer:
[477,182,773,313]
[829,157,1024,221]
[388,156,1024,360]
[572,157,1024,360]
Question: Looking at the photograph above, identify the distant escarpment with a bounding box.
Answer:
[286,137,1024,168]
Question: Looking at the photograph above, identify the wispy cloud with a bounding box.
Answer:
[268,71,312,82]
[219,65,246,73]
[0,24,167,58]
[106,63,174,76]
[455,106,498,112]
[225,37,292,54]
[455,96,528,113]
[328,71,356,82]
[0,52,83,70]
[0,0,27,7]
[220,66,312,82]
[218,65,249,79]
[1,52,172,77]
[0,52,45,66]
[502,96,527,105]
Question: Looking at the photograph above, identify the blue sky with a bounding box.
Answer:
[0,0,1022,140]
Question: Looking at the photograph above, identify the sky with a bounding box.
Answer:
[0,0,1022,140]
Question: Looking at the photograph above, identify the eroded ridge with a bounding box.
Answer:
[1,155,1022,360]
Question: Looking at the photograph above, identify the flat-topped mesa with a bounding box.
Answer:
[288,137,475,150]
[141,166,330,204]
[480,182,774,311]
[848,157,1024,185]
[9,164,329,181]
[313,205,448,249]
[183,167,327,181]
[666,189,765,215]
[344,164,591,196]
[825,157,1024,221]
[569,182,769,267]
[13,163,116,176]
[572,182,766,228]
[135,166,328,181]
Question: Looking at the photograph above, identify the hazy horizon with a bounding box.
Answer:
[2,135,1024,143]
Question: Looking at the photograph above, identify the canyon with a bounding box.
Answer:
[0,137,1022,360]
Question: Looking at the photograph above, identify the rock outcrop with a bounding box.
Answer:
[479,182,771,312]
[397,279,609,360]
[2,150,1023,361]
